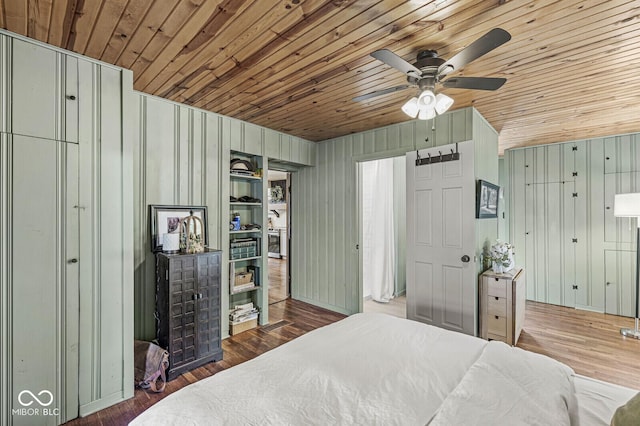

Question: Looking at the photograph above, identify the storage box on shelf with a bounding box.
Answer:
[229,301,259,335]
[228,152,266,330]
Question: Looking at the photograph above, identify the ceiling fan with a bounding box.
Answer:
[354,28,511,120]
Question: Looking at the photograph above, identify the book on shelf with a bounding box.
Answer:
[230,312,258,325]
[232,282,256,293]
[229,302,259,323]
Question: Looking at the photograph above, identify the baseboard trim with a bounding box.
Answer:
[79,391,131,418]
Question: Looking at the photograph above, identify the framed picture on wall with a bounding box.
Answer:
[476,180,499,219]
[149,205,208,252]
[268,180,287,203]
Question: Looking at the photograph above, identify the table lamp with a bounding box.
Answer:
[614,193,640,338]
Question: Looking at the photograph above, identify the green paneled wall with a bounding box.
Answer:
[506,132,640,315]
[292,108,498,315]
[393,156,407,296]
[132,92,316,340]
[0,30,135,423]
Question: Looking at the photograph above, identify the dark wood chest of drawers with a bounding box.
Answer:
[156,250,223,380]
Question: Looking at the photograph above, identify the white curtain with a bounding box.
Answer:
[362,158,396,303]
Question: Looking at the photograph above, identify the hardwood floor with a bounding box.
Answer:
[268,257,288,304]
[517,300,640,388]
[65,299,640,425]
[64,299,346,425]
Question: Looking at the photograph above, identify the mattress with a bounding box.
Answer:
[130,313,637,425]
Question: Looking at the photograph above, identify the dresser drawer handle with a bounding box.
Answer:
[494,296,499,301]
[495,315,499,320]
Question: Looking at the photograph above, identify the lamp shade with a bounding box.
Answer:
[417,90,436,109]
[435,93,454,114]
[418,106,436,120]
[401,97,419,118]
[614,193,640,217]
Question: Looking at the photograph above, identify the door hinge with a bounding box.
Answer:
[572,238,578,243]
[572,285,578,290]
[572,192,578,197]
[166,270,169,280]
[356,244,359,250]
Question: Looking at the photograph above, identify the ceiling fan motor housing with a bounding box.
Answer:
[414,50,446,72]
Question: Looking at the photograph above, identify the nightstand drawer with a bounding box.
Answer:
[487,314,507,337]
[487,278,508,298]
[487,296,507,316]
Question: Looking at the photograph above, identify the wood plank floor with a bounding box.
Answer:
[65,299,640,425]
[268,257,288,304]
[517,300,640,388]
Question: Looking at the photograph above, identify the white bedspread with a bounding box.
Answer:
[131,312,629,425]
[429,341,579,426]
[131,313,487,425]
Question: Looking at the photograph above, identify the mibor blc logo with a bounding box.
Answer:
[12,390,59,417]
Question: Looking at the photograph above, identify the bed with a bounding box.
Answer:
[131,313,637,425]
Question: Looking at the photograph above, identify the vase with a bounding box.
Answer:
[492,261,504,274]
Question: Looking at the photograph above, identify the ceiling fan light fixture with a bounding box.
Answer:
[418,106,436,120]
[417,90,436,109]
[435,93,454,114]
[401,97,420,118]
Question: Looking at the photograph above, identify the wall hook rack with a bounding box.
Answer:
[415,143,460,166]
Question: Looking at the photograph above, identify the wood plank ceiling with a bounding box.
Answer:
[1,0,638,153]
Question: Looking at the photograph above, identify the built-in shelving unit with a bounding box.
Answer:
[228,152,266,332]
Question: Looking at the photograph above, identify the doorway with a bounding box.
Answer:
[268,170,290,304]
[360,156,407,318]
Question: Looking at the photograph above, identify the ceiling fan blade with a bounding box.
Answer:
[438,28,511,76]
[371,49,421,77]
[441,77,507,91]
[353,85,413,102]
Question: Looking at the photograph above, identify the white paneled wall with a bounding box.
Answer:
[507,133,640,316]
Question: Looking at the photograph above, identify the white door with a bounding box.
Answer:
[406,141,476,335]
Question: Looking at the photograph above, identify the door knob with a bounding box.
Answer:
[461,255,470,263]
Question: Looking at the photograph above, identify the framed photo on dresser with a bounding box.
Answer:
[149,205,208,252]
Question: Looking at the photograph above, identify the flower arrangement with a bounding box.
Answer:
[486,240,514,273]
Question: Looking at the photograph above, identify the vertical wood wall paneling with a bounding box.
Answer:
[574,142,590,308]
[10,37,58,140]
[0,132,9,426]
[77,61,99,413]
[11,135,63,426]
[78,61,134,417]
[507,132,640,316]
[472,108,498,282]
[63,138,80,422]
[293,108,485,315]
[220,117,231,337]
[133,92,314,339]
[0,31,133,421]
[498,157,508,242]
[0,32,9,425]
[0,35,8,133]
[508,149,526,288]
[588,138,606,311]
[393,155,407,296]
[120,69,135,401]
